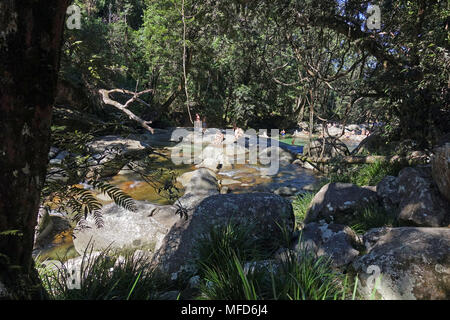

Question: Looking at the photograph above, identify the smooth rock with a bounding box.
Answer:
[152,193,294,274]
[294,221,362,268]
[353,227,450,300]
[73,201,178,255]
[304,182,378,224]
[397,167,449,227]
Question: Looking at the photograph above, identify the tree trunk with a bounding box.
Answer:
[0,0,70,299]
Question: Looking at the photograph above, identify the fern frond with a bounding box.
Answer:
[89,180,137,212]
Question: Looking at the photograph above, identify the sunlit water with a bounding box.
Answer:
[37,134,359,261]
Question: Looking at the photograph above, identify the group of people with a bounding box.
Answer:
[194,113,244,143]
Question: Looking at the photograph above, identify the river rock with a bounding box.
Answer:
[73,201,178,255]
[353,227,450,300]
[195,144,232,171]
[294,221,362,268]
[34,213,72,250]
[376,175,400,211]
[273,186,300,197]
[152,193,294,274]
[176,168,216,187]
[397,167,449,227]
[88,135,148,153]
[220,178,241,186]
[431,143,450,202]
[259,145,294,166]
[304,182,378,225]
[176,168,220,212]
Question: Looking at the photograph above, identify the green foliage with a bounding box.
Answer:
[349,203,398,235]
[194,223,354,300]
[195,223,266,275]
[38,245,173,300]
[270,249,350,300]
[329,160,404,186]
[0,230,24,237]
[43,178,136,229]
[352,161,404,186]
[292,192,315,227]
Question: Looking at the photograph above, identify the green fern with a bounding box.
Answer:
[89,180,137,212]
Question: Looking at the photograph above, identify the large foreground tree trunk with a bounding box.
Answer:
[0,0,70,299]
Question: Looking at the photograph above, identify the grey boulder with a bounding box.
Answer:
[397,167,449,227]
[304,182,378,224]
[73,201,179,255]
[293,221,362,268]
[353,227,450,300]
[152,192,294,274]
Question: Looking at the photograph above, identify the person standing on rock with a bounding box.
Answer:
[194,114,202,132]
[233,123,244,141]
[202,116,207,134]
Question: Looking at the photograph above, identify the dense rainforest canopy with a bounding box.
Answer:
[59,0,449,147]
[0,0,448,300]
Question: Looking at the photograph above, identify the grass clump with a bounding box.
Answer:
[329,160,404,186]
[194,223,268,300]
[38,245,175,300]
[270,249,352,300]
[292,192,315,226]
[194,223,355,300]
[349,203,398,235]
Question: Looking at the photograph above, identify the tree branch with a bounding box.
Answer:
[99,88,154,134]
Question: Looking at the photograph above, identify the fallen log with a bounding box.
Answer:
[296,154,429,165]
[99,88,154,134]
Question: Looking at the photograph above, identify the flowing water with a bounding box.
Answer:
[35,134,326,261]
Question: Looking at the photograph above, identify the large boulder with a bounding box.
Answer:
[293,221,362,268]
[397,167,449,227]
[152,193,294,274]
[176,168,216,188]
[353,227,450,300]
[176,168,220,211]
[259,146,294,166]
[87,135,148,153]
[304,182,378,225]
[73,201,179,255]
[431,143,450,202]
[85,135,151,178]
[376,175,400,211]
